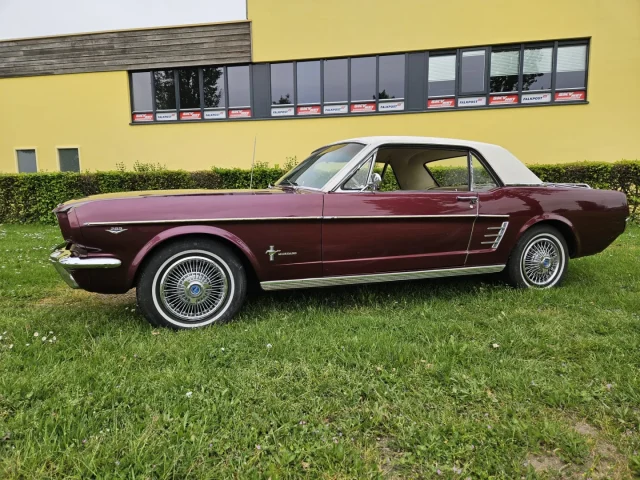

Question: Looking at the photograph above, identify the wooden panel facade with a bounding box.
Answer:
[0,22,251,78]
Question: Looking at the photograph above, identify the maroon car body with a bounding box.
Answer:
[50,136,628,328]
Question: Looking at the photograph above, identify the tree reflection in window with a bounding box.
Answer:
[153,70,176,110]
[203,67,225,108]
[179,68,200,109]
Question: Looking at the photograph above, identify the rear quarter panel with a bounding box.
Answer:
[467,187,628,266]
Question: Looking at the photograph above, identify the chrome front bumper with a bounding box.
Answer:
[49,245,121,289]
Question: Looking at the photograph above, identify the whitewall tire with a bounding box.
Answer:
[137,238,247,329]
[506,225,568,289]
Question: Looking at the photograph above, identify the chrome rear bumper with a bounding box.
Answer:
[49,245,121,289]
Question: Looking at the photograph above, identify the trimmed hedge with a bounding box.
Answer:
[0,161,637,224]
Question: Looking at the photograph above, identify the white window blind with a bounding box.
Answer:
[523,47,552,74]
[557,45,586,72]
[491,50,519,76]
[428,55,456,82]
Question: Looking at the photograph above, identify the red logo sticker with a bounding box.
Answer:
[297,105,321,115]
[229,109,252,118]
[427,98,455,109]
[489,94,518,105]
[350,103,376,113]
[180,111,202,120]
[133,113,154,122]
[555,91,586,101]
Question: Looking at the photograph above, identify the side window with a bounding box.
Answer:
[424,155,469,191]
[471,154,497,191]
[342,157,373,190]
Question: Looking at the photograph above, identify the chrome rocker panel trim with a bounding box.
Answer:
[50,246,121,289]
[261,264,505,291]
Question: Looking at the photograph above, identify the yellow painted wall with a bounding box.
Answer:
[1,0,639,173]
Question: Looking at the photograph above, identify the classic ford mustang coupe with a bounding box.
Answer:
[50,137,628,329]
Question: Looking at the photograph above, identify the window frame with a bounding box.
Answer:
[554,39,590,92]
[521,41,554,93]
[458,47,490,96]
[15,148,38,174]
[57,146,81,173]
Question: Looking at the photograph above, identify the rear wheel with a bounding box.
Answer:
[506,225,568,288]
[137,238,247,329]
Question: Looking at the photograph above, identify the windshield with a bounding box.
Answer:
[275,143,365,189]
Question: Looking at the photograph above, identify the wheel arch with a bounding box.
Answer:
[129,226,261,289]
[516,215,579,258]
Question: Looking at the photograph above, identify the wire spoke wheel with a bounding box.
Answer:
[520,235,563,287]
[158,255,229,322]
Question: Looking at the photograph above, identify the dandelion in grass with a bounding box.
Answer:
[606,383,613,390]
[33,332,39,337]
[266,343,272,349]
[221,347,225,352]
[492,343,500,349]
[186,391,193,398]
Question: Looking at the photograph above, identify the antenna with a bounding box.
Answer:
[249,136,257,190]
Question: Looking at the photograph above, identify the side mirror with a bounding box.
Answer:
[368,172,382,191]
[360,172,382,192]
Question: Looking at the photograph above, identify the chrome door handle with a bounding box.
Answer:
[456,196,477,203]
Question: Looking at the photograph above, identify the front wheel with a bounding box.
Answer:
[137,238,247,329]
[506,225,569,289]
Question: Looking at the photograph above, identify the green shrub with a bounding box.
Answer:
[0,160,637,224]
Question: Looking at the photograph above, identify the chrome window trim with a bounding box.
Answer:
[261,264,506,291]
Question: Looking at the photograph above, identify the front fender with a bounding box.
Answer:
[128,225,262,284]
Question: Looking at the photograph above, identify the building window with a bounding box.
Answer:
[58,148,80,172]
[131,72,153,112]
[556,45,587,89]
[296,61,320,105]
[153,70,176,111]
[271,63,294,105]
[203,66,226,117]
[428,54,456,97]
[523,47,552,91]
[460,49,486,94]
[490,49,519,93]
[16,149,37,173]
[227,65,251,109]
[378,55,405,99]
[179,67,200,110]
[323,58,348,103]
[350,56,376,102]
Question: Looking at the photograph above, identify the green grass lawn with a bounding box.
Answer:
[0,224,639,479]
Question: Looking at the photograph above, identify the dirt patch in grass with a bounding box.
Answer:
[527,420,630,479]
[526,453,567,474]
[37,288,136,307]
[376,437,404,479]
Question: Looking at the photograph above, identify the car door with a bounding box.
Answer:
[321,150,478,277]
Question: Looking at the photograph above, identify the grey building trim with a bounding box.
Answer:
[0,22,251,78]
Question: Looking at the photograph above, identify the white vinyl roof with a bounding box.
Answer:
[334,136,542,186]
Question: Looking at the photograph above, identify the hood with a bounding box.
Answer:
[55,188,289,212]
